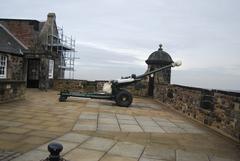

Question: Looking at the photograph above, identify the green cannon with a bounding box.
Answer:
[59,61,182,107]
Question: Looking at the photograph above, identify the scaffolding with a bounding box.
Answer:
[47,26,76,79]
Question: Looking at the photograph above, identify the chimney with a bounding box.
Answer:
[46,13,56,35]
[47,13,56,22]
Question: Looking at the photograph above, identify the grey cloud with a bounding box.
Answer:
[172,69,240,90]
[1,0,240,89]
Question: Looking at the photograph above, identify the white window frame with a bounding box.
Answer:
[0,54,7,79]
[48,59,54,79]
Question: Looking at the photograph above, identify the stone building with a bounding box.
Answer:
[0,24,27,102]
[145,44,173,96]
[0,13,75,102]
[0,13,73,89]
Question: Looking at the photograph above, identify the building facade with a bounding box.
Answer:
[0,13,75,102]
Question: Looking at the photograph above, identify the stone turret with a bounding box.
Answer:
[145,44,173,96]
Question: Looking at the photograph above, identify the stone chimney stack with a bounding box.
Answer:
[46,13,56,37]
[47,13,56,22]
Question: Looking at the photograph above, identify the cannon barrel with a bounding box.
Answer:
[136,61,182,79]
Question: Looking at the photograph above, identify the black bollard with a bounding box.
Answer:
[47,142,63,161]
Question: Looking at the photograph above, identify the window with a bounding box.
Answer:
[0,54,7,79]
[48,59,54,79]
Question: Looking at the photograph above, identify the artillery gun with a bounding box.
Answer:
[59,61,182,107]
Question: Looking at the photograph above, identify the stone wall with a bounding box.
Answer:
[0,53,25,103]
[39,58,49,89]
[4,53,24,80]
[0,80,25,103]
[126,81,148,97]
[153,84,240,142]
[53,79,107,92]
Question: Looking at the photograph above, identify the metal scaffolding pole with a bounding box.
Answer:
[47,26,77,79]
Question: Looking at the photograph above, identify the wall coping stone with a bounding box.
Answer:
[213,89,240,97]
[0,80,25,83]
[55,79,108,82]
[172,84,240,97]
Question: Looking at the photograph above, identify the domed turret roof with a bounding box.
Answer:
[146,44,173,65]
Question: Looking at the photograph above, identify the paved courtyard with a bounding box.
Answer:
[0,89,239,161]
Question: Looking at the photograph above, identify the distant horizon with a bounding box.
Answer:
[66,69,240,92]
[1,0,239,90]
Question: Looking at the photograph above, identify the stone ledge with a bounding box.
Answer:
[0,80,25,83]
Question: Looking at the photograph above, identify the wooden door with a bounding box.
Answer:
[148,75,154,96]
[148,67,154,96]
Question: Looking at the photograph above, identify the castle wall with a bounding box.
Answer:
[0,80,25,103]
[53,79,107,92]
[153,84,240,142]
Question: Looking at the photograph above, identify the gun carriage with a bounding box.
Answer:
[59,61,181,107]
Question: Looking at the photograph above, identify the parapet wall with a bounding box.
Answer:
[154,84,240,142]
[53,79,107,92]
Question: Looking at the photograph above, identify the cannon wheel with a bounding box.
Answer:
[115,90,133,107]
[59,95,67,102]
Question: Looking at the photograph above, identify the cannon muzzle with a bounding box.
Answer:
[172,60,182,67]
[115,61,182,86]
[135,60,182,79]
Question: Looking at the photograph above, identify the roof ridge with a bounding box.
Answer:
[0,18,40,22]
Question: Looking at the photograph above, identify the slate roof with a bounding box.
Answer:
[0,19,46,48]
[0,24,27,55]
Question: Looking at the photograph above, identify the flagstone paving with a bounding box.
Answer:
[0,89,239,161]
[0,150,21,161]
[73,112,205,134]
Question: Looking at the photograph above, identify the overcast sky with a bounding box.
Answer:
[1,0,240,90]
